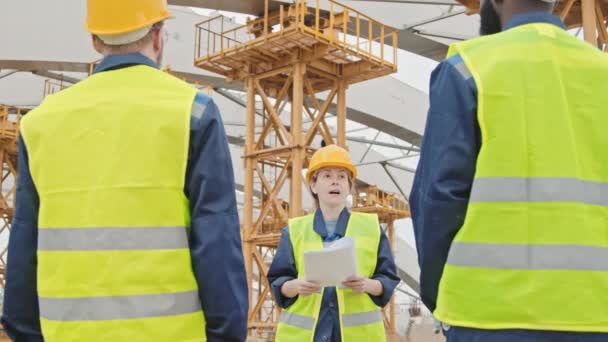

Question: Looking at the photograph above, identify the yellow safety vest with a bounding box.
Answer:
[20,65,207,342]
[435,23,608,332]
[275,212,386,341]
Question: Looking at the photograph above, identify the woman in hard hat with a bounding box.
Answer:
[268,144,400,342]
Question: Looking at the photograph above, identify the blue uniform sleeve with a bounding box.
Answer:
[369,226,400,307]
[185,93,248,342]
[409,55,480,312]
[267,227,298,309]
[1,136,44,342]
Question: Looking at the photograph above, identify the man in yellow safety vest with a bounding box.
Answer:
[1,1,248,341]
[411,0,608,341]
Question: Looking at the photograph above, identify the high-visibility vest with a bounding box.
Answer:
[275,212,386,341]
[20,65,207,342]
[434,23,608,332]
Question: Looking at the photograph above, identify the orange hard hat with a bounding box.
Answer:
[85,0,173,35]
[306,145,357,183]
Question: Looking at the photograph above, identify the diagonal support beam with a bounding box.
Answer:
[304,78,334,144]
[381,162,408,200]
[560,0,577,19]
[251,159,290,236]
[255,165,289,223]
[248,249,273,322]
[256,74,293,149]
[304,86,338,146]
[255,80,293,146]
[303,104,333,145]
[595,0,608,49]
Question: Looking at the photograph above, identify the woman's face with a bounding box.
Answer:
[311,167,351,208]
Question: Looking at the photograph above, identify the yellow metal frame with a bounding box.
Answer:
[0,105,25,290]
[44,78,68,97]
[193,1,407,340]
[194,0,398,81]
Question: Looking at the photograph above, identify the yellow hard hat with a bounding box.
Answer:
[85,0,173,35]
[306,145,357,183]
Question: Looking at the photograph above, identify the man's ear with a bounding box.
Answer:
[153,28,162,51]
[92,35,104,54]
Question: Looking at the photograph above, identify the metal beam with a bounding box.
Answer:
[31,70,82,84]
[360,130,382,163]
[235,183,262,198]
[227,135,246,145]
[395,285,420,299]
[356,155,413,166]
[397,268,421,293]
[416,29,471,41]
[403,9,467,30]
[381,162,408,200]
[347,126,373,134]
[386,160,416,173]
[0,60,425,146]
[168,0,281,16]
[214,88,270,121]
[0,70,18,80]
[350,0,461,4]
[345,136,420,152]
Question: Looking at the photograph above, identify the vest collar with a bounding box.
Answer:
[313,207,350,238]
[503,12,566,31]
[93,53,159,74]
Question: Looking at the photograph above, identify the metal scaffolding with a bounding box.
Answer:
[194,0,409,340]
[0,105,25,287]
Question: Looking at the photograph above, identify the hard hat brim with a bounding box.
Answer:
[85,13,174,35]
[306,161,357,184]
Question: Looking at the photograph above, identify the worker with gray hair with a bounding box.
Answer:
[1,1,248,341]
[410,0,608,341]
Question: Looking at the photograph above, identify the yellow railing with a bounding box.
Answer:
[303,0,399,68]
[43,58,100,98]
[352,186,409,213]
[195,15,256,62]
[0,105,23,149]
[43,79,68,97]
[194,0,398,69]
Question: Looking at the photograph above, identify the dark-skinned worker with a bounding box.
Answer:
[411,0,608,341]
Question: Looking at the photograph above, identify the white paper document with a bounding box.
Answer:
[303,237,358,287]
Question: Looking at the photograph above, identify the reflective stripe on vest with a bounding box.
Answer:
[435,23,608,333]
[342,310,383,327]
[279,309,383,330]
[21,65,207,342]
[448,242,608,271]
[470,177,608,206]
[275,212,386,342]
[279,312,315,330]
[38,226,189,251]
[40,290,201,321]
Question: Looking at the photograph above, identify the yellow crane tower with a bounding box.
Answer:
[193,0,409,340]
